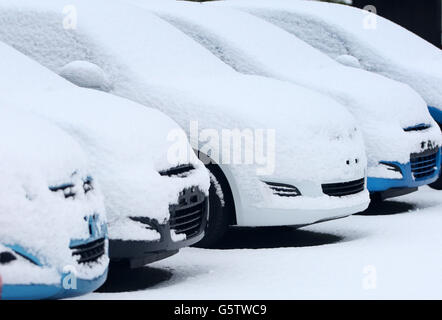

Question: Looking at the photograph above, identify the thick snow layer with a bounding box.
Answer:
[59,60,112,91]
[222,0,442,113]
[0,41,210,241]
[0,107,108,284]
[155,0,442,170]
[80,186,442,299]
[0,0,370,213]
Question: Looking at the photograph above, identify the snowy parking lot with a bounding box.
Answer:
[83,187,442,300]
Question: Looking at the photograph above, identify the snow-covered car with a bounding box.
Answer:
[0,0,370,247]
[215,0,442,190]
[0,106,108,300]
[0,41,210,267]
[152,0,442,200]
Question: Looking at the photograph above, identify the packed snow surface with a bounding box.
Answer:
[153,0,441,172]
[80,186,442,299]
[0,41,210,241]
[0,107,108,284]
[220,0,442,112]
[0,0,369,213]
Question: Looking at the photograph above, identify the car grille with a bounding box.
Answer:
[322,178,365,197]
[169,187,207,239]
[411,148,439,181]
[71,238,105,264]
[159,164,195,177]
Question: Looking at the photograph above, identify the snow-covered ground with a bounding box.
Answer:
[82,186,442,300]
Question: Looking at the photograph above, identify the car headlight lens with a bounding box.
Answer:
[49,183,76,199]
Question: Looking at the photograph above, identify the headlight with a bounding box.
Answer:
[159,164,195,178]
[49,183,76,199]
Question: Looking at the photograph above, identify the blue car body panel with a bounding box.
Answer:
[368,148,441,192]
[3,244,43,266]
[428,106,442,125]
[2,269,108,300]
[1,218,108,300]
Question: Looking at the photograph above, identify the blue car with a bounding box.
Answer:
[0,107,109,300]
[367,143,441,199]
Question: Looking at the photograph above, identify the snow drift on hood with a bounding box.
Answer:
[0,106,108,284]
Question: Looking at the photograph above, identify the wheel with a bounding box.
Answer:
[429,175,442,190]
[194,165,233,248]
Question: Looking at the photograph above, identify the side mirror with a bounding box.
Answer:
[335,55,362,69]
[59,61,111,92]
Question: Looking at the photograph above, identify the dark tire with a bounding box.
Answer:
[429,175,442,190]
[194,165,234,248]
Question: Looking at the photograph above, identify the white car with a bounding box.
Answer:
[0,41,210,267]
[215,0,442,189]
[0,0,370,247]
[0,106,108,300]
[149,0,442,200]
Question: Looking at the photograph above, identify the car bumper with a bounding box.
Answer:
[1,268,108,300]
[109,228,206,268]
[109,188,208,268]
[368,148,441,199]
[237,190,370,227]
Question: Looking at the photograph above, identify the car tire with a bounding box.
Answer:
[194,166,232,248]
[429,175,442,190]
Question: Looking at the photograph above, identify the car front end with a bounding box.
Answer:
[109,162,209,268]
[369,147,441,200]
[238,176,368,227]
[1,213,109,300]
[367,120,442,199]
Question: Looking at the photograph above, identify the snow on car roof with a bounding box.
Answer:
[220,0,442,111]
